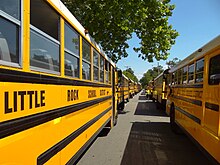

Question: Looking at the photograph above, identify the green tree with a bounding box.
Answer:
[166,57,181,68]
[123,68,138,82]
[62,0,178,63]
[139,65,164,87]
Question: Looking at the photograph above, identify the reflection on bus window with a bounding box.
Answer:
[0,17,19,63]
[100,56,104,82]
[30,31,59,72]
[188,63,194,83]
[93,50,99,81]
[31,0,59,40]
[0,0,20,20]
[82,61,91,80]
[195,58,204,83]
[65,52,79,78]
[209,55,220,85]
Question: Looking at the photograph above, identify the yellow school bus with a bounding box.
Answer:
[0,0,117,164]
[152,69,169,109]
[166,35,220,163]
[116,69,129,110]
[129,79,135,98]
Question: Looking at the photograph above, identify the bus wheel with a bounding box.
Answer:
[170,105,182,134]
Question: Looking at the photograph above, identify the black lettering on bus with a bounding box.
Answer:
[88,90,96,98]
[41,90,45,106]
[4,90,46,114]
[27,91,34,109]
[67,89,79,102]
[5,92,12,114]
[35,91,40,108]
[18,91,26,110]
[14,91,17,112]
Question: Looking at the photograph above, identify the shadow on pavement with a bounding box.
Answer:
[120,122,212,165]
[134,102,167,117]
[118,110,130,115]
[138,95,147,100]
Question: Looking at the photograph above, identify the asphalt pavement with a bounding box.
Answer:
[77,91,213,165]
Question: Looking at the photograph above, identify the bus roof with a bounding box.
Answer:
[154,69,170,81]
[169,35,220,73]
[50,0,116,67]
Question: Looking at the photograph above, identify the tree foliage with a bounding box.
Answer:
[166,57,181,68]
[62,0,178,63]
[139,65,164,87]
[123,68,138,82]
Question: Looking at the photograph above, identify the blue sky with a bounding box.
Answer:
[117,0,220,80]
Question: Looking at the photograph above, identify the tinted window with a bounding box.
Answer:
[82,61,91,80]
[182,66,187,84]
[177,69,182,84]
[82,39,90,62]
[0,17,19,63]
[30,31,59,72]
[31,0,59,40]
[93,50,99,67]
[195,58,204,83]
[93,50,99,81]
[64,23,79,56]
[94,67,99,81]
[0,0,20,20]
[209,55,220,85]
[100,56,104,82]
[188,64,194,83]
[196,58,204,72]
[65,52,79,78]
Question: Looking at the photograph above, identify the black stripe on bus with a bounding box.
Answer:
[173,84,203,88]
[0,96,112,139]
[37,107,112,165]
[205,102,219,112]
[66,117,111,165]
[173,95,202,106]
[0,68,111,88]
[175,106,201,124]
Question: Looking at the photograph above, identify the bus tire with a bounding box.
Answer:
[170,105,182,134]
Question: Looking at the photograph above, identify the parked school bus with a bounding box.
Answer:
[129,79,135,98]
[0,0,118,164]
[166,35,220,163]
[116,69,129,110]
[152,69,169,109]
[137,83,142,93]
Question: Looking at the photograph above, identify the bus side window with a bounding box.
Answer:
[93,50,99,82]
[0,34,11,62]
[82,39,91,80]
[182,66,188,84]
[209,55,220,85]
[100,56,104,83]
[195,58,204,83]
[30,0,60,73]
[64,22,80,78]
[0,16,20,64]
[188,63,195,83]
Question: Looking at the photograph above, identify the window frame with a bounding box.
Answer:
[188,63,195,84]
[93,49,99,82]
[64,22,80,78]
[82,39,91,80]
[208,55,220,85]
[195,58,204,83]
[0,1,21,68]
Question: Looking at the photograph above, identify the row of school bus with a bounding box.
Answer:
[0,0,141,164]
[147,35,220,164]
